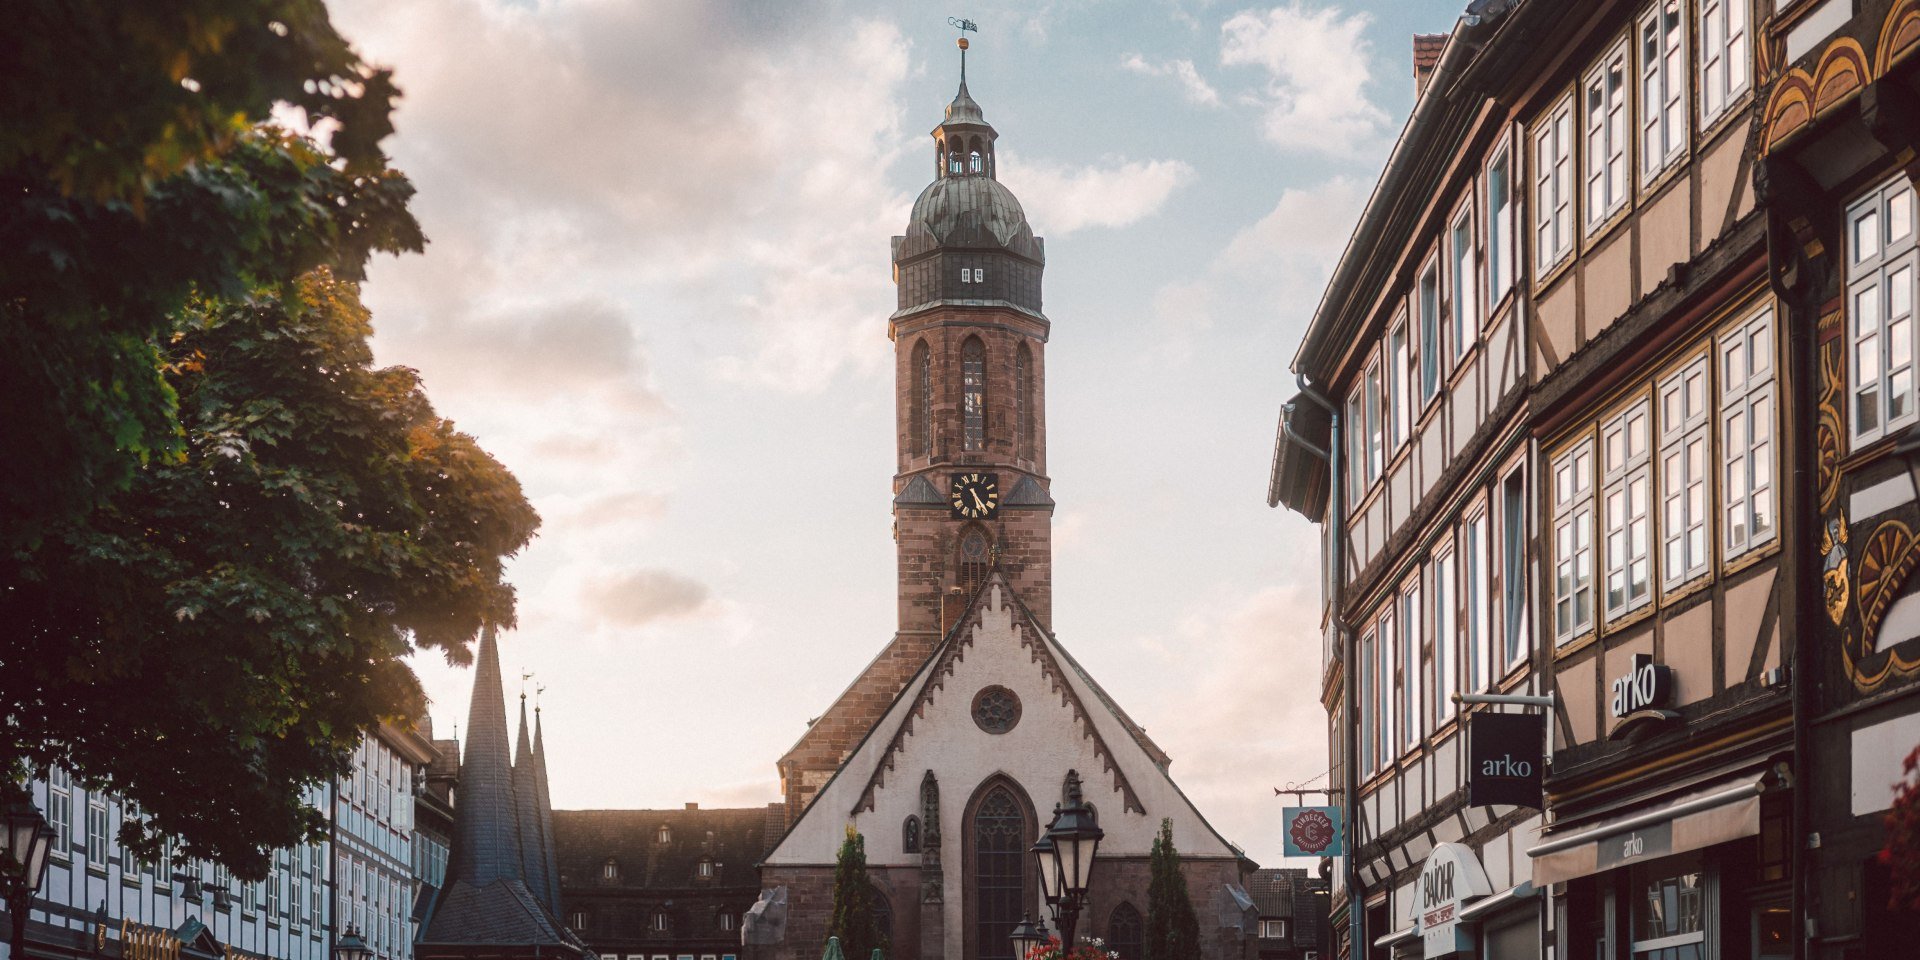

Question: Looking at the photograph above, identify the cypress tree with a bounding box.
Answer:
[827,826,886,960]
[1144,819,1200,960]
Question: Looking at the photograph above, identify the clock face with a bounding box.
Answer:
[949,472,1001,519]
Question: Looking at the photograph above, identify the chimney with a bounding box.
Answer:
[1413,34,1449,97]
[685,802,699,810]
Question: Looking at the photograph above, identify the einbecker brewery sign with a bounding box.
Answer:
[1407,843,1495,958]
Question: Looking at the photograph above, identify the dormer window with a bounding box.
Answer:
[657,824,671,844]
[651,913,671,934]
[696,860,716,880]
[602,858,619,881]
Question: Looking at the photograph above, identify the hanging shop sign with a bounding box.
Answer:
[1610,654,1676,717]
[1467,711,1544,808]
[1282,806,1344,857]
[1406,843,1495,958]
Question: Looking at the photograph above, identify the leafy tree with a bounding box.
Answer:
[1,0,421,551]
[1,271,538,877]
[1882,743,1920,909]
[1144,819,1200,960]
[827,826,886,960]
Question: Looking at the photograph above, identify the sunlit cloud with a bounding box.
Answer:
[1220,2,1390,157]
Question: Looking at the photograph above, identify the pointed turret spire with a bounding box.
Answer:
[532,699,561,913]
[934,37,996,180]
[450,626,525,886]
[512,692,551,904]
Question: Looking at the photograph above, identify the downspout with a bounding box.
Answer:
[327,779,337,960]
[1765,201,1814,960]
[1290,374,1359,959]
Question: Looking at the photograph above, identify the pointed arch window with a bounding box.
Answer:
[962,337,987,452]
[1107,903,1143,960]
[903,815,921,854]
[1014,343,1033,459]
[912,340,933,458]
[973,786,1025,960]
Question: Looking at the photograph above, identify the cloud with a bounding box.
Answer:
[1219,3,1389,156]
[1122,54,1222,107]
[582,569,714,627]
[999,155,1196,237]
[393,298,666,414]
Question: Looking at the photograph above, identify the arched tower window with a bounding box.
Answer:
[958,527,991,597]
[903,815,921,854]
[970,150,983,174]
[1107,903,1143,960]
[912,340,932,458]
[1014,342,1032,460]
[961,336,987,452]
[871,884,894,948]
[973,785,1026,960]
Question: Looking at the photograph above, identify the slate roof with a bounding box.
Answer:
[1248,868,1304,917]
[421,878,588,949]
[552,806,777,891]
[533,710,562,911]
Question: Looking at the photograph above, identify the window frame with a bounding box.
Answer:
[1500,465,1531,670]
[1848,176,1920,445]
[1699,0,1751,128]
[1534,94,1577,277]
[1637,0,1688,184]
[1582,37,1632,234]
[1462,506,1493,694]
[1486,142,1516,308]
[1551,439,1597,644]
[1359,625,1378,776]
[1419,255,1443,406]
[1600,397,1654,621]
[1389,313,1411,452]
[1430,546,1457,731]
[1658,353,1714,590]
[1399,576,1424,753]
[1721,305,1777,557]
[1450,202,1479,361]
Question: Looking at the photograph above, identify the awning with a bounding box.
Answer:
[1527,772,1767,885]
[1268,391,1331,518]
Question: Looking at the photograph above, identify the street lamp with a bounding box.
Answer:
[333,926,373,960]
[2,800,57,960]
[1030,834,1060,908]
[1038,771,1103,951]
[1009,913,1046,960]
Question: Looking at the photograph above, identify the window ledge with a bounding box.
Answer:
[1640,158,1691,205]
[1533,253,1577,298]
[1698,92,1756,148]
[1602,601,1657,634]
[1724,538,1782,577]
[1584,201,1635,251]
[1554,631,1600,660]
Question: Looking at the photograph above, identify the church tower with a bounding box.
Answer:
[889,36,1053,639]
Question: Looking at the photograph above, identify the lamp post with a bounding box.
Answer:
[3,800,57,960]
[1035,771,1102,953]
[1009,913,1046,960]
[333,926,372,960]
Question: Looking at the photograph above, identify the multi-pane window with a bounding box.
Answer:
[1346,391,1366,504]
[1502,469,1529,667]
[1552,441,1596,642]
[1463,511,1492,693]
[1583,40,1630,231]
[1849,176,1920,443]
[1379,605,1399,763]
[1700,0,1750,126]
[1365,359,1384,481]
[1430,550,1456,729]
[1399,580,1423,751]
[1389,318,1410,450]
[1419,260,1442,403]
[1359,628,1377,775]
[87,793,110,863]
[1659,356,1712,588]
[1014,343,1032,459]
[1629,858,1705,959]
[48,767,72,851]
[1534,96,1576,274]
[1487,147,1514,303]
[913,341,932,457]
[1601,401,1653,619]
[1638,1,1687,181]
[961,337,986,452]
[1722,307,1776,555]
[1451,208,1477,358]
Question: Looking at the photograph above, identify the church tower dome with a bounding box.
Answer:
[893,38,1045,317]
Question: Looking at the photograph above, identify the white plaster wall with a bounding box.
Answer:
[762,582,1241,957]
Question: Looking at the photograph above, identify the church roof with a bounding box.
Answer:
[906,176,1036,250]
[551,806,776,891]
[450,626,522,887]
[421,877,589,952]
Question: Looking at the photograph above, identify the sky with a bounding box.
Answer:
[323,0,1463,867]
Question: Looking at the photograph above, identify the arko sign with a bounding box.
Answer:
[1467,711,1544,808]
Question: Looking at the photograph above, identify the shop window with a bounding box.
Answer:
[1583,38,1630,232]
[1629,857,1705,959]
[1638,0,1687,182]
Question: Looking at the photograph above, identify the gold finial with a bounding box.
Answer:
[957,37,969,50]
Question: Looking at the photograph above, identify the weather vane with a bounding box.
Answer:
[948,16,977,33]
[520,669,533,698]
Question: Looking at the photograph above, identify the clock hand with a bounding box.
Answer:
[971,489,986,510]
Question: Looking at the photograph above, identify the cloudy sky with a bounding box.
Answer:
[327,0,1460,866]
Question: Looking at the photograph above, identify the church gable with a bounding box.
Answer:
[762,575,1238,868]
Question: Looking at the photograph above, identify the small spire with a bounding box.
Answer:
[958,36,968,90]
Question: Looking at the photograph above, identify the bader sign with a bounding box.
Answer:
[1407,843,1495,958]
